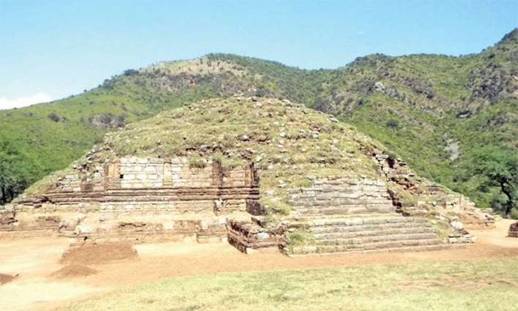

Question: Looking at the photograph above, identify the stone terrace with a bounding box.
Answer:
[4,156,259,243]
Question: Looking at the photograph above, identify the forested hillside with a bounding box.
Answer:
[1,29,516,216]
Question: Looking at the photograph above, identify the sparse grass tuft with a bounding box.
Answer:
[188,157,207,169]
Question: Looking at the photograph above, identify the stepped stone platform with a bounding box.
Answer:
[278,178,448,255]
[288,214,446,255]
[0,97,493,254]
[1,158,485,255]
[2,156,258,243]
[1,154,487,255]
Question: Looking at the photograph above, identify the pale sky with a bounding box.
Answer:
[1,0,517,110]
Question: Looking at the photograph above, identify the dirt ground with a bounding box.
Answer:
[1,219,517,311]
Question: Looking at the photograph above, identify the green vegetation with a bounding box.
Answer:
[63,258,518,311]
[0,59,244,203]
[1,29,517,216]
[458,145,517,216]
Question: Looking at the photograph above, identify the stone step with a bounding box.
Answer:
[290,243,449,255]
[295,205,395,215]
[320,238,442,251]
[292,198,392,206]
[309,221,433,234]
[314,232,440,245]
[312,226,436,239]
[291,212,406,220]
[285,213,444,255]
[291,238,443,254]
[298,215,430,227]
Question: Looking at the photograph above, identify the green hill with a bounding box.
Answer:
[1,29,517,216]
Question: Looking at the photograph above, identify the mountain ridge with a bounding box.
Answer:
[1,28,516,216]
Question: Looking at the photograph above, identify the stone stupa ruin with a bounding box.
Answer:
[0,97,494,254]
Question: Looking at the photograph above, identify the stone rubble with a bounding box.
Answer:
[368,147,494,242]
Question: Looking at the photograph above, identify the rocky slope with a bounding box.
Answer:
[1,29,517,215]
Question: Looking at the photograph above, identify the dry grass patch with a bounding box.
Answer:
[63,258,518,311]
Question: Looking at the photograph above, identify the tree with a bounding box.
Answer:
[47,112,62,122]
[462,145,517,216]
[0,144,33,205]
[0,153,19,204]
[123,69,139,76]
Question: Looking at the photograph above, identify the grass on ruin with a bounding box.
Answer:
[64,258,518,311]
[67,97,382,217]
[16,97,390,223]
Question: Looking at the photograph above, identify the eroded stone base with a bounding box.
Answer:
[226,219,285,253]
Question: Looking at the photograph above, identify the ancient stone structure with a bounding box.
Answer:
[227,219,286,253]
[509,222,518,238]
[2,156,258,242]
[288,178,395,216]
[370,149,495,229]
[0,153,490,253]
[0,97,495,255]
[283,177,445,254]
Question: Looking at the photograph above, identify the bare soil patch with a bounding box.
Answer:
[0,273,17,285]
[51,265,98,279]
[1,219,517,311]
[61,242,138,265]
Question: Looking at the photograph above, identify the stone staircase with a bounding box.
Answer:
[289,214,446,255]
[286,178,447,255]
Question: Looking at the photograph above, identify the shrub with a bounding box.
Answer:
[386,119,399,129]
[123,69,139,76]
[188,157,207,169]
[47,112,62,122]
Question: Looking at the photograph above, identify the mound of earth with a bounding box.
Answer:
[0,273,18,285]
[50,265,97,279]
[61,242,138,265]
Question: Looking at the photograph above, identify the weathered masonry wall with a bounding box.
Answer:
[42,157,259,212]
[119,157,165,189]
[70,156,256,192]
[109,157,218,189]
[288,178,394,216]
[2,156,260,242]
